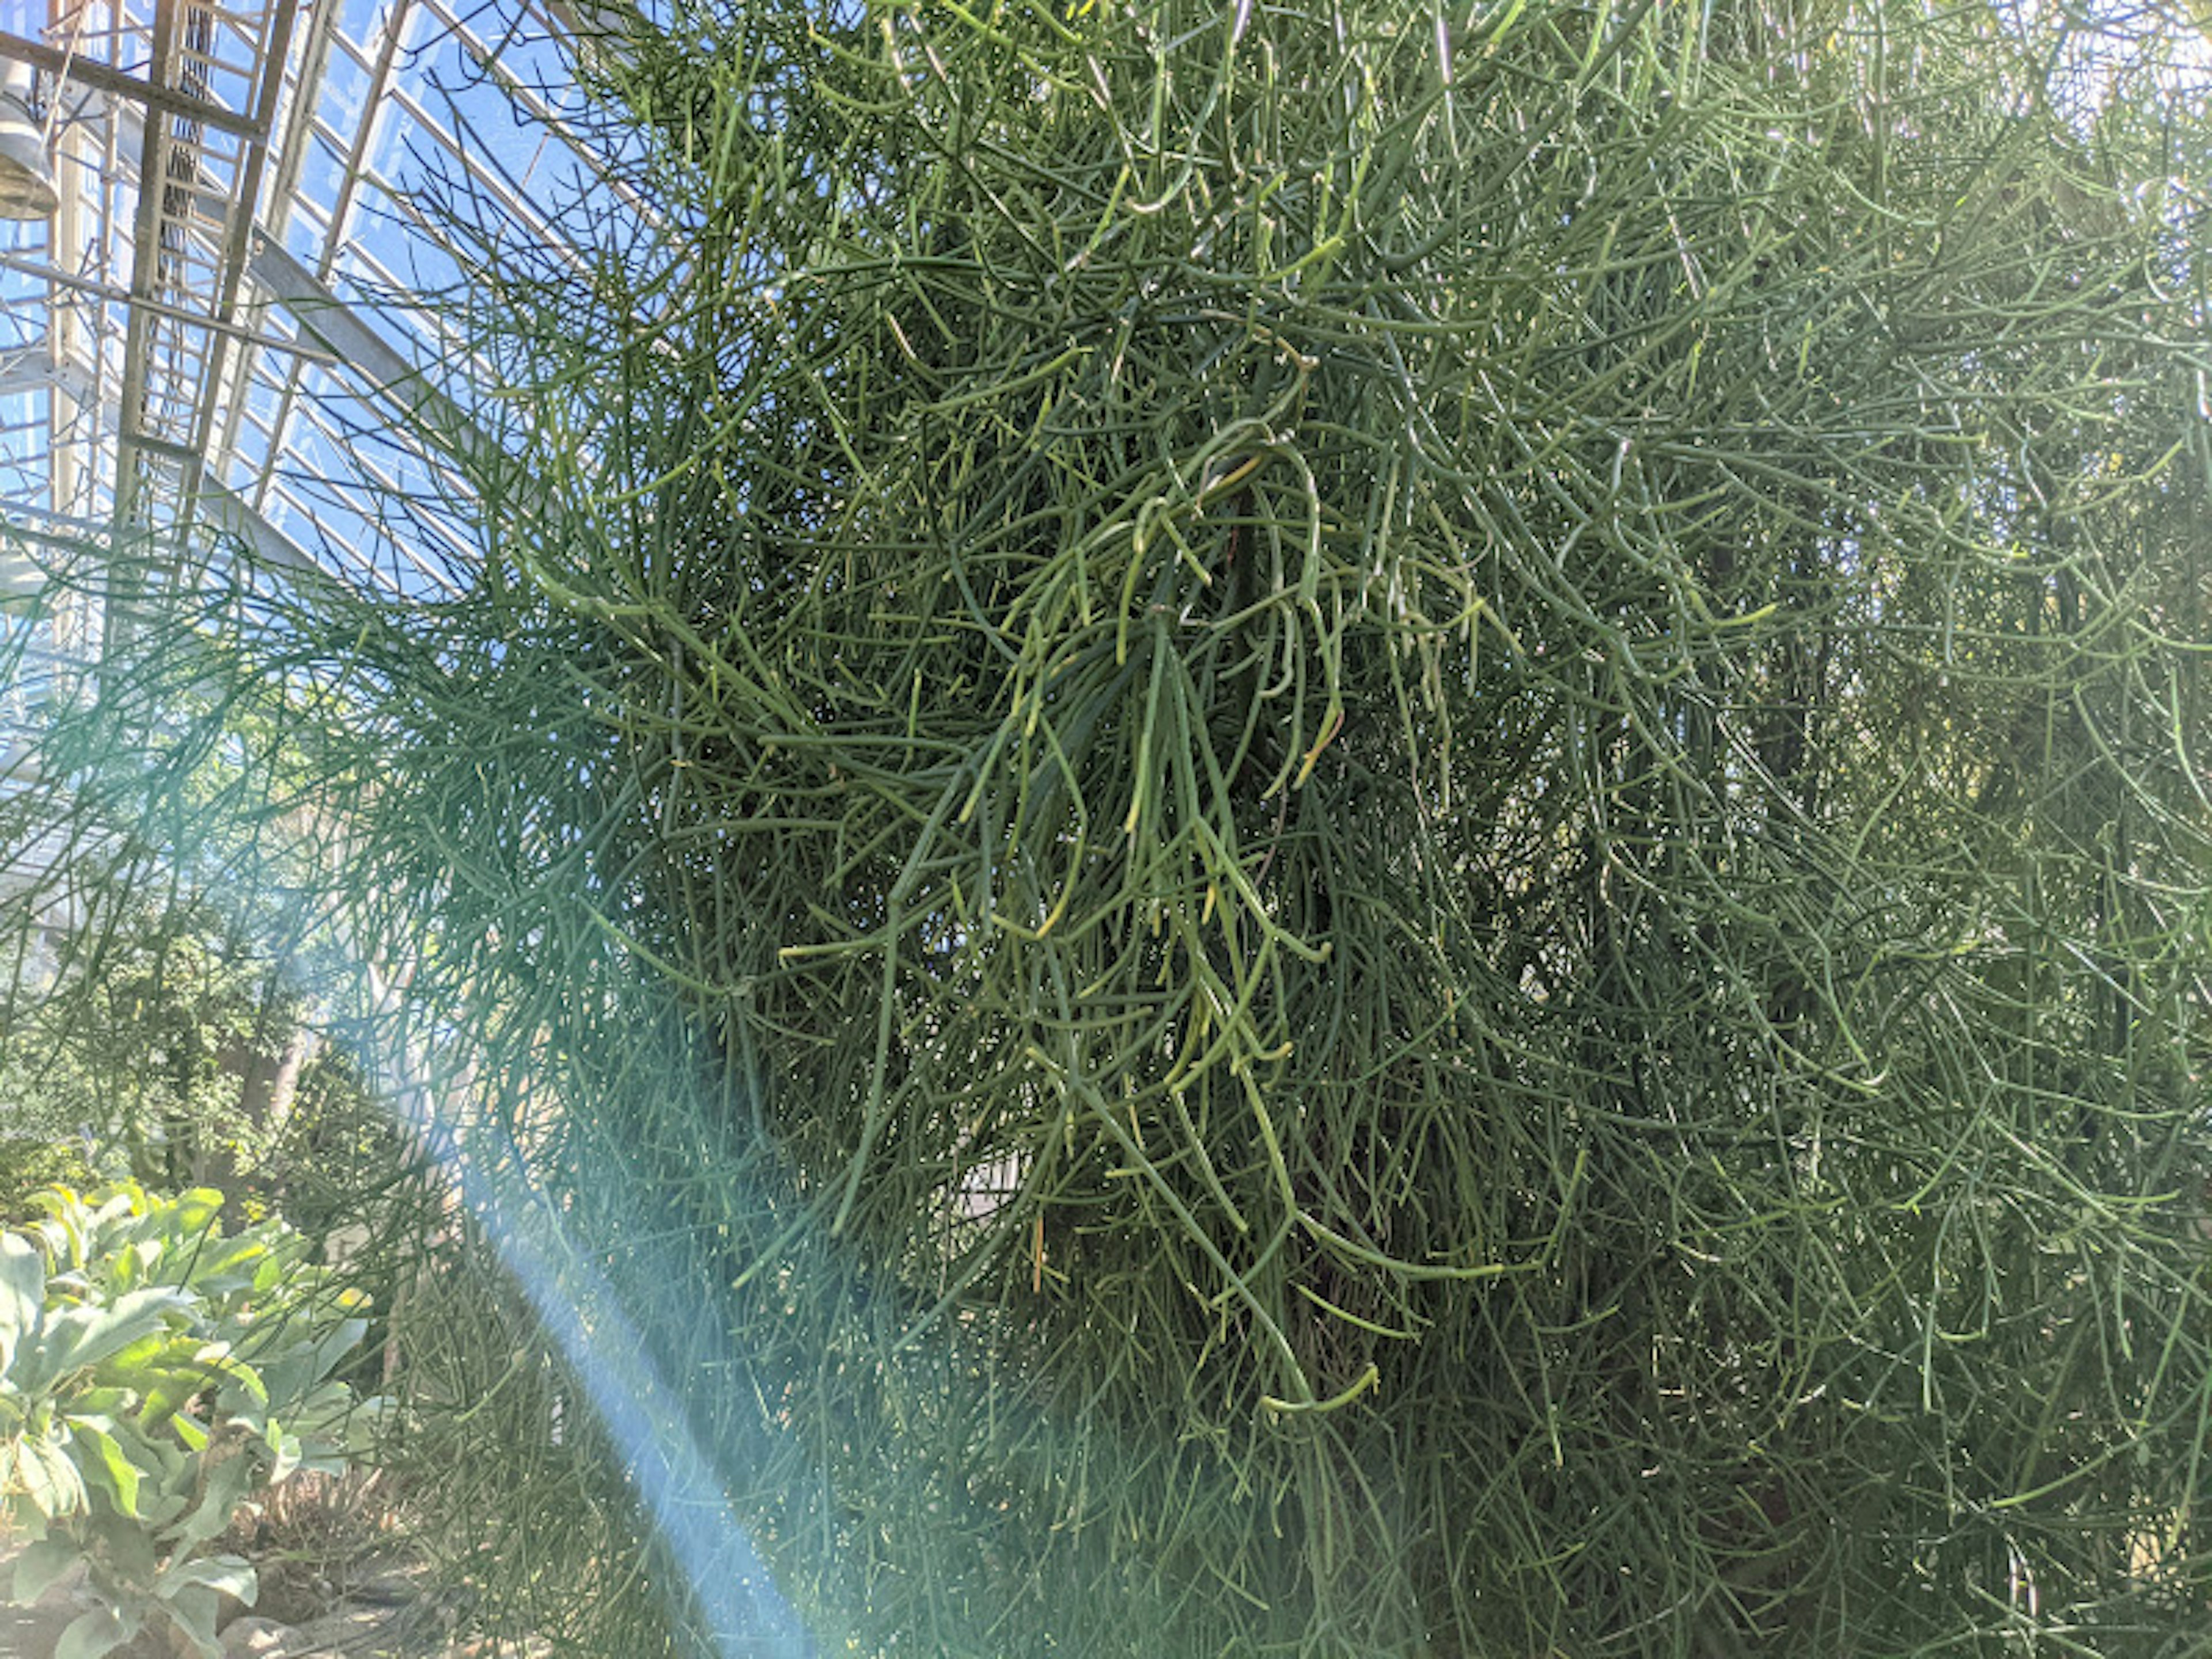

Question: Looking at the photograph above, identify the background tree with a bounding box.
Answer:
[5,0,2211,1654]
[0,881,392,1206]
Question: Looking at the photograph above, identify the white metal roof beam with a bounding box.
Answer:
[0,28,265,139]
[194,471,319,578]
[247,230,508,585]
[225,0,412,516]
[246,230,476,439]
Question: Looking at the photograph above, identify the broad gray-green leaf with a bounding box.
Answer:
[158,1584,226,1659]
[0,1232,46,1374]
[66,1418,142,1517]
[10,1532,79,1602]
[161,1454,256,1552]
[17,1432,86,1518]
[52,1603,130,1659]
[156,1552,256,1602]
[24,1289,194,1391]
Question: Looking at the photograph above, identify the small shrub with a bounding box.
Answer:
[217,1465,411,1626]
[0,1138,97,1226]
[0,1182,385,1658]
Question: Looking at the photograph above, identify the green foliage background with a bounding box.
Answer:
[0,892,392,1223]
[7,0,2212,1653]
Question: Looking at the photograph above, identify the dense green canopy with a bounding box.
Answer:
[7,0,2212,1653]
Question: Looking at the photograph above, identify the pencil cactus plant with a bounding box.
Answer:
[3,0,2212,1652]
[0,1183,382,1659]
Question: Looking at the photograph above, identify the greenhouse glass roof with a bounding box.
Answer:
[0,0,611,607]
